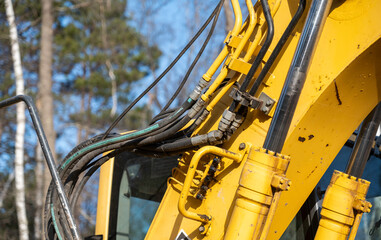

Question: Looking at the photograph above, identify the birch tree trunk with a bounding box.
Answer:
[4,0,29,239]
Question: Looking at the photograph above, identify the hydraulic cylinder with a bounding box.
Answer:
[314,170,371,240]
[224,147,291,240]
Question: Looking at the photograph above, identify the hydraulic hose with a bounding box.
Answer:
[59,97,194,172]
[149,107,177,124]
[249,0,306,96]
[137,115,191,146]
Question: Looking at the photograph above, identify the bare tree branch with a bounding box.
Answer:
[55,1,91,12]
[0,171,14,209]
[79,208,96,226]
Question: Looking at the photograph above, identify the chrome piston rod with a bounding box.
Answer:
[345,102,381,178]
[263,0,333,153]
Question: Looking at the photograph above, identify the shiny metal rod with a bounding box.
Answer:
[263,0,333,153]
[345,102,381,178]
[0,95,81,240]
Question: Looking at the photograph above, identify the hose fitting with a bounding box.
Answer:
[218,110,236,133]
[188,99,206,118]
[189,78,209,101]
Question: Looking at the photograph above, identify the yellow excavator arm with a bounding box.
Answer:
[37,0,381,239]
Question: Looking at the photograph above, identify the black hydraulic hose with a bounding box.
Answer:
[59,98,194,176]
[47,145,124,239]
[145,137,195,153]
[55,112,185,192]
[159,0,224,113]
[249,0,306,96]
[137,115,191,146]
[45,135,131,239]
[46,103,193,238]
[228,0,274,112]
[103,0,223,139]
[150,108,178,124]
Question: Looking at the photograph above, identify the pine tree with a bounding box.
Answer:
[54,0,161,141]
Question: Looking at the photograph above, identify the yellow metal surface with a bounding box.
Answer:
[95,157,115,240]
[314,170,371,240]
[145,0,381,238]
[227,58,252,75]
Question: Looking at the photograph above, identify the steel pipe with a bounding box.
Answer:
[0,95,80,240]
[263,0,333,153]
[345,102,381,177]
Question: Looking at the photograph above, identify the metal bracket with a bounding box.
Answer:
[229,88,262,109]
[258,92,276,114]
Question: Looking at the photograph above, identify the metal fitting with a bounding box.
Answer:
[188,99,205,118]
[195,109,210,126]
[271,175,292,191]
[189,78,209,101]
[191,134,209,146]
[230,88,244,102]
[198,78,209,89]
[230,114,244,133]
[218,110,236,132]
[189,86,202,101]
[196,193,204,200]
[207,130,223,144]
[190,130,223,146]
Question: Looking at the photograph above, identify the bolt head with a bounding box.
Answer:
[239,143,246,150]
[196,193,204,200]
